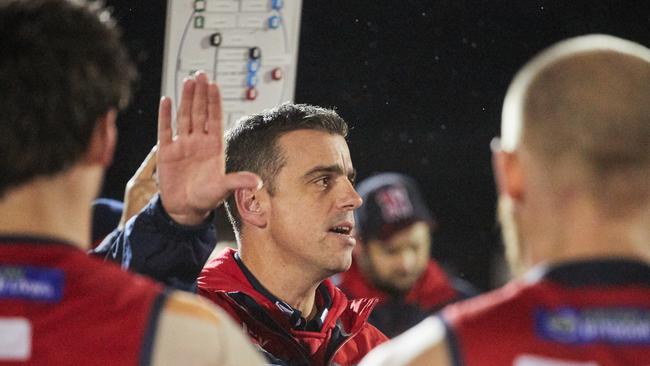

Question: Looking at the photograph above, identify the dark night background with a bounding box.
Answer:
[102,0,650,290]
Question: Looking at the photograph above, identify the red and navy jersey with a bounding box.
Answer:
[339,259,476,337]
[442,259,650,366]
[0,236,166,365]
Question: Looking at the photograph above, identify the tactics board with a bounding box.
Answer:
[162,0,303,131]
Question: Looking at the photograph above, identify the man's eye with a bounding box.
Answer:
[315,176,331,188]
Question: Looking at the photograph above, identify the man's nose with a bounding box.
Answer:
[397,251,416,272]
[337,180,363,210]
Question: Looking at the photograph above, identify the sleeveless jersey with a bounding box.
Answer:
[0,237,166,365]
[442,259,650,366]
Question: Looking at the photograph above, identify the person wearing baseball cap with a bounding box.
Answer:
[337,172,477,338]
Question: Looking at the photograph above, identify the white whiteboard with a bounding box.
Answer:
[161,0,303,131]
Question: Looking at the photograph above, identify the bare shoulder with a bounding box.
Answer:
[150,291,264,366]
[359,316,452,366]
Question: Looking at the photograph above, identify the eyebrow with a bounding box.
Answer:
[303,164,357,182]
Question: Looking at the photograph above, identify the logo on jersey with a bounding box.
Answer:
[535,307,650,344]
[0,266,64,302]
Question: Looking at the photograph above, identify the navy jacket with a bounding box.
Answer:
[91,195,216,292]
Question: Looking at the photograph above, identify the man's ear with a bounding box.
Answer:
[235,187,267,228]
[492,138,524,202]
[84,109,117,167]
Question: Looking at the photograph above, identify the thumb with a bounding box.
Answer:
[221,172,263,192]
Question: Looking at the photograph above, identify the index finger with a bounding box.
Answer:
[157,96,173,145]
[206,82,223,137]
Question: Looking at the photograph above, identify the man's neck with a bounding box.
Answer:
[527,199,650,269]
[238,239,324,319]
[0,170,97,250]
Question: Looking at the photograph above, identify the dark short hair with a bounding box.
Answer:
[224,102,348,233]
[0,0,135,196]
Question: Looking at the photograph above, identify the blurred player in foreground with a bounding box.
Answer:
[360,34,650,366]
[0,1,263,364]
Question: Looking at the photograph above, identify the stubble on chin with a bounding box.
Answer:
[321,246,353,276]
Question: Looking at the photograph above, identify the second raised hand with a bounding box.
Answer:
[156,71,262,226]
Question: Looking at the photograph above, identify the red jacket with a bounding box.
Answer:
[198,248,388,366]
[0,237,165,365]
[338,259,469,337]
[442,259,650,366]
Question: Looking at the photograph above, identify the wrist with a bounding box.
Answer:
[167,210,211,226]
[158,195,211,226]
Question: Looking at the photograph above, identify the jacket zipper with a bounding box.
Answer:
[325,326,363,366]
[325,298,380,366]
[222,292,312,365]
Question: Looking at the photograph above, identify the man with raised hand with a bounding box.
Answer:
[101,102,390,364]
[359,34,650,366]
[197,103,389,365]
[0,1,263,364]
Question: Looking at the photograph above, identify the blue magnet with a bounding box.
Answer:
[247,59,261,73]
[268,15,281,29]
[247,74,258,88]
[272,0,283,10]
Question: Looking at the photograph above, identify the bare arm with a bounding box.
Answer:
[151,291,265,366]
[359,316,453,366]
[119,146,158,229]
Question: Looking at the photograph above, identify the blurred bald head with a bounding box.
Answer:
[495,35,650,275]
[502,35,650,215]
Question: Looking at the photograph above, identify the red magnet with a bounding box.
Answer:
[271,67,283,80]
[246,87,258,101]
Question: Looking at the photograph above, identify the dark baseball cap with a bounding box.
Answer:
[354,173,435,242]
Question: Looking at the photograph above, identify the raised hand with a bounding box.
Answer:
[156,72,261,225]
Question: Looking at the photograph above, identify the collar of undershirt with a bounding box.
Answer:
[525,258,650,287]
[234,251,332,331]
[0,235,77,248]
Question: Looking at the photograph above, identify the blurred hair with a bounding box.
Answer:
[0,0,136,196]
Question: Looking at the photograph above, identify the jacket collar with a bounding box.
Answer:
[233,251,332,330]
[199,247,378,334]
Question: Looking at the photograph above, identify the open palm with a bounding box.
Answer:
[157,72,260,225]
